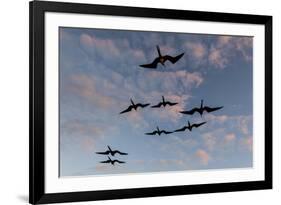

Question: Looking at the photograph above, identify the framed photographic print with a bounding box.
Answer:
[29,0,272,204]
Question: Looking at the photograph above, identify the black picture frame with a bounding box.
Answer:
[29,1,272,204]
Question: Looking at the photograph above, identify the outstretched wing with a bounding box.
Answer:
[145,131,157,135]
[96,151,110,155]
[191,122,206,128]
[151,102,163,108]
[180,107,200,115]
[163,53,184,64]
[100,160,110,164]
[166,101,178,106]
[120,105,133,114]
[139,57,160,69]
[203,106,223,113]
[162,130,173,134]
[136,103,150,108]
[114,160,126,164]
[115,150,128,155]
[173,126,187,132]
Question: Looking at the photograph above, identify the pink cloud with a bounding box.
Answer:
[224,133,236,142]
[151,94,190,123]
[62,120,104,138]
[208,48,228,69]
[185,42,206,60]
[202,132,217,151]
[208,36,252,69]
[81,137,96,153]
[196,149,210,165]
[68,74,115,109]
[240,136,253,151]
[80,33,120,57]
[146,70,203,90]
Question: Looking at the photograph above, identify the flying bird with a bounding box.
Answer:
[151,96,178,108]
[174,121,206,132]
[100,156,125,165]
[120,99,150,114]
[96,146,128,156]
[180,100,223,117]
[139,45,184,69]
[145,126,173,135]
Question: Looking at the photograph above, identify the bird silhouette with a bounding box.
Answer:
[96,146,128,156]
[180,100,223,117]
[174,121,206,132]
[100,156,125,165]
[151,96,178,108]
[120,99,150,114]
[140,45,184,69]
[145,126,173,135]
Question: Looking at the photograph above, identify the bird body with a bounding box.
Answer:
[120,99,150,114]
[145,126,173,135]
[151,96,178,108]
[96,146,128,156]
[140,45,184,69]
[180,100,223,116]
[100,156,125,165]
[174,121,206,132]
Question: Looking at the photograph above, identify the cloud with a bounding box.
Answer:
[224,133,236,143]
[142,70,203,94]
[80,33,120,57]
[208,36,253,69]
[150,94,191,123]
[67,74,115,109]
[80,33,146,67]
[61,120,104,138]
[196,149,210,165]
[185,42,207,60]
[201,131,220,151]
[208,47,228,69]
[240,136,253,151]
[80,137,96,153]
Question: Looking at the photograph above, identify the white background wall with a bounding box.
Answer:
[0,0,279,204]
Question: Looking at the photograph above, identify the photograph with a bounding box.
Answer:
[59,27,253,177]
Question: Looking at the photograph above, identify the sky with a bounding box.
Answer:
[59,27,253,177]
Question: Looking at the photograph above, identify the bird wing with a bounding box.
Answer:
[136,103,150,108]
[139,57,160,69]
[151,102,163,108]
[203,106,223,113]
[114,160,125,164]
[115,150,128,155]
[163,53,184,64]
[96,151,110,155]
[191,121,207,128]
[180,107,200,115]
[162,130,173,134]
[145,131,157,135]
[166,101,178,106]
[100,160,110,163]
[173,126,187,132]
[120,105,133,114]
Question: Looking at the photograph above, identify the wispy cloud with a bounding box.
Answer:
[196,149,210,165]
[208,36,253,69]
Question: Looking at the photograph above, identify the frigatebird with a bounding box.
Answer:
[120,99,150,114]
[151,96,178,108]
[139,45,184,69]
[96,146,128,156]
[174,121,206,132]
[180,100,223,117]
[100,156,125,165]
[145,126,173,135]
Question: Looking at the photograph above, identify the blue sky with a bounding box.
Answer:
[59,27,253,176]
